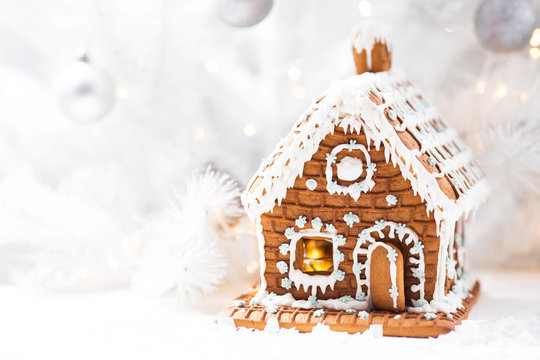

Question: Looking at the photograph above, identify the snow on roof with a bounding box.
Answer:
[241,70,488,230]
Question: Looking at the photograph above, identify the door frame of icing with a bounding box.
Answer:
[352,221,427,307]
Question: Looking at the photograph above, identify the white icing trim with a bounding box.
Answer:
[353,221,426,307]
[325,141,376,201]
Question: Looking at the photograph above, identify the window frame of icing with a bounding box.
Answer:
[325,141,376,201]
[287,228,346,296]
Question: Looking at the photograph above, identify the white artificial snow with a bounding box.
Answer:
[4,271,538,360]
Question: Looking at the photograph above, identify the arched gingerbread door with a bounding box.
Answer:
[369,243,405,311]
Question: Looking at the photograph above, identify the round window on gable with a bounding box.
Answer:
[336,156,364,181]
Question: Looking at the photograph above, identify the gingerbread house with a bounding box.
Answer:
[218,23,488,337]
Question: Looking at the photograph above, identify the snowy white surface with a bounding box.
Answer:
[2,270,540,360]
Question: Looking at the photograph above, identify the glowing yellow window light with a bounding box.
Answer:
[302,238,334,273]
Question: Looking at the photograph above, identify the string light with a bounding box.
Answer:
[287,66,302,81]
[116,86,129,99]
[529,47,540,60]
[205,59,220,73]
[193,126,205,140]
[243,124,257,137]
[358,0,372,17]
[530,28,540,47]
[475,80,486,95]
[495,84,508,98]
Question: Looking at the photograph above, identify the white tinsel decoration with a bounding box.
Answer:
[132,166,246,305]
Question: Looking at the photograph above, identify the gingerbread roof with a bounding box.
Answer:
[242,69,488,229]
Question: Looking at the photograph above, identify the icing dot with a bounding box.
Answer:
[308,295,318,307]
[339,295,353,303]
[424,312,437,320]
[394,315,401,319]
[232,300,246,307]
[387,109,397,120]
[385,194,398,206]
[279,243,290,255]
[346,309,357,313]
[266,304,278,314]
[313,309,324,317]
[428,155,437,167]
[306,179,317,191]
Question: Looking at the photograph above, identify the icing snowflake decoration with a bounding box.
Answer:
[325,142,376,201]
[279,243,290,255]
[311,217,323,231]
[295,215,307,228]
[313,309,325,317]
[284,227,295,239]
[343,212,360,227]
[281,277,292,290]
[325,223,336,233]
[277,261,288,274]
[357,311,370,319]
[386,248,398,262]
[389,285,399,300]
[308,295,319,307]
[386,194,398,206]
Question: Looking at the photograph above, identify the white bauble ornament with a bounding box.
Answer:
[216,0,273,27]
[474,0,538,52]
[54,55,115,123]
[337,156,363,181]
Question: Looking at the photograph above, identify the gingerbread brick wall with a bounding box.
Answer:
[260,126,445,305]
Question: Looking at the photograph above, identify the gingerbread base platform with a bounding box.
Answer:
[216,281,480,338]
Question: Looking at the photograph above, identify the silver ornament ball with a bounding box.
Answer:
[474,0,538,52]
[54,57,115,123]
[216,0,273,27]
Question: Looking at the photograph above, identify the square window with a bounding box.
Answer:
[300,237,334,273]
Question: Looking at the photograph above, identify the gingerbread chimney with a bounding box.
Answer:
[352,23,392,74]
